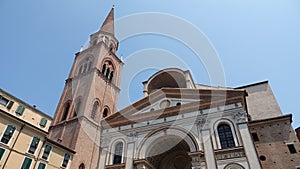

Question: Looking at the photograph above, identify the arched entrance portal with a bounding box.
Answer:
[146,135,192,169]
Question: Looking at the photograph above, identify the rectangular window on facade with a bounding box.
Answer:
[38,162,46,169]
[0,96,9,106]
[0,95,14,109]
[6,101,14,109]
[39,118,47,127]
[62,153,70,168]
[28,136,40,154]
[42,145,52,160]
[288,144,297,154]
[0,147,5,161]
[251,133,259,142]
[15,105,25,115]
[21,157,32,169]
[1,125,16,144]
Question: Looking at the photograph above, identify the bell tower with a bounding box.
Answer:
[48,7,123,169]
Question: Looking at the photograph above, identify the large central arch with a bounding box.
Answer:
[147,135,191,169]
[136,127,199,169]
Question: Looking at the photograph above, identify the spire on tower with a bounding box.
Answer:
[100,6,115,35]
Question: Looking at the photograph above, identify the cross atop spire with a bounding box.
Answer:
[100,6,115,35]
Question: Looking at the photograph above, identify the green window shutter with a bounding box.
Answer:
[39,118,47,127]
[6,101,14,109]
[15,105,25,115]
[38,162,46,169]
[0,148,5,160]
[21,157,32,169]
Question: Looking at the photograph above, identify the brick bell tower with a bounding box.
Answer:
[48,7,123,169]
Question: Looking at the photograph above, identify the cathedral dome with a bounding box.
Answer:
[143,68,196,96]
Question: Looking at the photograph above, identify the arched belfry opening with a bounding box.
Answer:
[145,135,192,169]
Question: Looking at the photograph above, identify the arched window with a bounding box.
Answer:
[101,61,114,81]
[74,99,81,117]
[218,124,235,149]
[91,101,99,119]
[105,68,110,78]
[79,163,85,169]
[87,61,92,71]
[108,71,114,81]
[102,64,107,74]
[61,102,70,121]
[78,60,93,75]
[79,65,83,75]
[113,142,123,164]
[109,43,114,52]
[103,108,108,118]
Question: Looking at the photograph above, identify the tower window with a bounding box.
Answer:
[28,136,40,154]
[101,61,114,81]
[61,102,70,121]
[102,64,106,75]
[21,157,32,169]
[79,163,85,169]
[79,65,83,74]
[103,108,109,118]
[105,68,110,78]
[287,144,297,154]
[109,43,115,52]
[78,61,92,75]
[1,125,16,144]
[113,142,123,164]
[62,153,71,168]
[91,101,99,119]
[108,71,114,81]
[42,145,52,160]
[217,124,235,149]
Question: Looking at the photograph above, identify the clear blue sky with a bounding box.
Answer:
[0,1,299,128]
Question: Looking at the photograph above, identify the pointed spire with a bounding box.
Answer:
[100,6,115,35]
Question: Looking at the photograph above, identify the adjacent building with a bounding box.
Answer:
[0,89,75,169]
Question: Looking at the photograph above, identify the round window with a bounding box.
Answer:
[160,100,171,109]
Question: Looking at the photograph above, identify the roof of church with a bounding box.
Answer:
[102,87,247,128]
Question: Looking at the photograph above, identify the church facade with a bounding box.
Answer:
[1,7,300,169]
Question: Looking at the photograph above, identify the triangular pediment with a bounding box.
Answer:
[102,87,246,128]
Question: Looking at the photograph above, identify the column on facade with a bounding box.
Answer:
[98,147,108,169]
[125,142,135,169]
[238,123,261,169]
[201,129,217,169]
